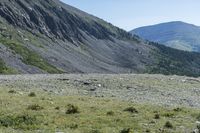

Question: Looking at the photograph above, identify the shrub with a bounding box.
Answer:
[154,114,160,119]
[0,115,15,127]
[69,123,78,129]
[173,107,182,112]
[0,114,38,129]
[55,106,60,110]
[107,111,114,116]
[90,129,101,133]
[163,112,174,118]
[27,104,44,111]
[124,107,138,113]
[28,92,36,97]
[146,129,151,132]
[8,90,17,94]
[66,104,79,114]
[197,124,200,132]
[164,121,173,128]
[120,128,131,133]
[196,114,200,121]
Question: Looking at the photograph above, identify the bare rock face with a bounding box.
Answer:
[0,0,131,42]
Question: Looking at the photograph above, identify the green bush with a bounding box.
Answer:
[8,90,17,94]
[196,114,200,121]
[146,129,151,132]
[90,129,101,133]
[163,112,174,118]
[154,114,160,119]
[124,107,138,113]
[27,104,44,111]
[0,114,39,129]
[107,111,114,116]
[197,124,200,132]
[66,104,79,114]
[120,128,131,133]
[164,121,173,128]
[173,107,182,112]
[28,92,36,97]
[69,123,78,129]
[55,106,60,110]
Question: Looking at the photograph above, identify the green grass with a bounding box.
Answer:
[0,58,17,74]
[0,87,199,133]
[0,38,63,74]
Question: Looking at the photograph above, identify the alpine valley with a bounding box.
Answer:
[0,0,200,77]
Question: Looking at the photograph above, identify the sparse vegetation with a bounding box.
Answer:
[0,86,199,132]
[0,58,17,74]
[0,38,62,74]
[0,74,199,132]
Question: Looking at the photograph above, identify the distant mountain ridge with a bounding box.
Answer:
[131,21,200,52]
[1,1,200,77]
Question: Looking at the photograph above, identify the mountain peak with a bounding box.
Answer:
[131,21,200,52]
[162,21,188,24]
[155,21,198,28]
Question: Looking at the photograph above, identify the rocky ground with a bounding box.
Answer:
[1,74,200,108]
[1,74,200,132]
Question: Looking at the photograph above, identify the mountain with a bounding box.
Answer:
[0,1,200,77]
[131,21,200,52]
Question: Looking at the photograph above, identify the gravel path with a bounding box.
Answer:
[0,74,200,108]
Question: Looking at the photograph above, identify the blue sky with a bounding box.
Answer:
[60,0,200,31]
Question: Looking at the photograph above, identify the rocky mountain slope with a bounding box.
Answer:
[131,21,200,52]
[0,0,200,76]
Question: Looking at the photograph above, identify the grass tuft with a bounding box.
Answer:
[28,92,36,97]
[124,107,138,113]
[106,111,114,116]
[154,114,160,119]
[164,121,173,128]
[66,104,79,114]
[27,104,44,111]
[120,128,131,133]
